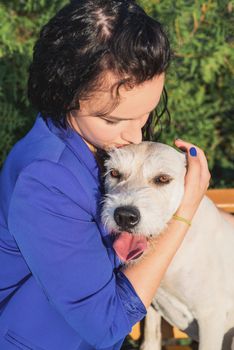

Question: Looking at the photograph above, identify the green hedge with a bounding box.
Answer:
[0,0,233,187]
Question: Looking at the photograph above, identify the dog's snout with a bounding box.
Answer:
[114,206,140,230]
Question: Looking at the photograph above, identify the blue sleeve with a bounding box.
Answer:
[8,160,146,348]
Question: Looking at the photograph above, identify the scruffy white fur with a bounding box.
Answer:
[102,142,234,350]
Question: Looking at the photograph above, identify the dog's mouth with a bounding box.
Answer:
[112,231,148,263]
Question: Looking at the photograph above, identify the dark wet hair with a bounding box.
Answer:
[28,0,171,140]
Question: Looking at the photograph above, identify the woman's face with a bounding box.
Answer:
[67,73,165,151]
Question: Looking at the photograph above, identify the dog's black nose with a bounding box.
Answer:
[114,206,140,230]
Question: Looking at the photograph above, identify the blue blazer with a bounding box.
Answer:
[0,115,146,350]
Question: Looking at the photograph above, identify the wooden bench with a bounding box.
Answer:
[206,188,234,213]
[129,188,234,347]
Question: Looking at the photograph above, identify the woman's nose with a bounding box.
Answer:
[122,121,142,144]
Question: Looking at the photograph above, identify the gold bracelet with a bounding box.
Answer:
[172,214,192,226]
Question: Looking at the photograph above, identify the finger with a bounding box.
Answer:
[175,140,210,192]
[175,139,210,174]
[185,149,201,184]
[188,150,210,192]
[175,139,200,171]
[175,139,201,155]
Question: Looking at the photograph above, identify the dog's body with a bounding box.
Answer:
[101,142,234,350]
[149,195,234,350]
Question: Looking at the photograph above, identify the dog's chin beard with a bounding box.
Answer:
[111,230,121,238]
[110,225,162,239]
[111,228,144,237]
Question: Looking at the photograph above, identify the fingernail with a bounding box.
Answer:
[189,147,197,157]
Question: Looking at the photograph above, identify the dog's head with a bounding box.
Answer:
[101,142,187,238]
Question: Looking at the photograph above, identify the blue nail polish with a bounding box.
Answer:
[189,147,197,157]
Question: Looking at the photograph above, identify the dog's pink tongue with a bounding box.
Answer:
[113,231,148,262]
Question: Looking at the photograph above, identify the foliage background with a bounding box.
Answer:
[0,0,233,187]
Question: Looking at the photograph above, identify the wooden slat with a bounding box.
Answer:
[206,188,234,213]
[173,328,188,338]
[129,322,141,340]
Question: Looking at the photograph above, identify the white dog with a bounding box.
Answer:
[101,142,234,350]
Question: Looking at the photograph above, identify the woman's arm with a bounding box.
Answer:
[122,139,211,309]
[8,160,146,348]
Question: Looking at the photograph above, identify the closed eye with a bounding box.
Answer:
[103,118,120,125]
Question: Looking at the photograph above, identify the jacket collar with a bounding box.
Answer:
[38,114,100,181]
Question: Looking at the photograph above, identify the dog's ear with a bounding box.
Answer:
[182,151,188,169]
[96,148,110,161]
[96,149,110,176]
[177,148,188,170]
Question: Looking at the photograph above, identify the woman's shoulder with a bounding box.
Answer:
[1,116,101,215]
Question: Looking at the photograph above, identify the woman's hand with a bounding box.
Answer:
[174,139,211,220]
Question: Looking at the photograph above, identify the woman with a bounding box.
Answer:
[0,1,210,349]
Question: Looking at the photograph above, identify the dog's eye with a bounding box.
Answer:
[110,169,121,179]
[154,175,171,185]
